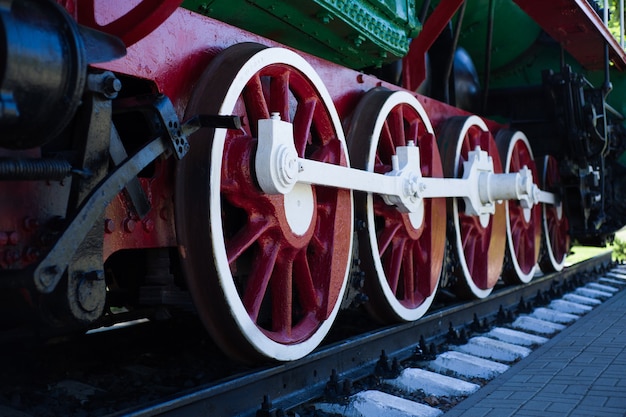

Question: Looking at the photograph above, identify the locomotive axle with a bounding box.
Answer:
[256,115,556,226]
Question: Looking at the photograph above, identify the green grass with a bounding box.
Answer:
[565,228,626,266]
[565,245,613,266]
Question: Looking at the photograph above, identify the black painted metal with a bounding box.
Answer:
[115,252,613,417]
[0,0,124,149]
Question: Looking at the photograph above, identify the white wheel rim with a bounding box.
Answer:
[503,131,537,283]
[210,47,353,360]
[365,91,440,321]
[451,115,494,299]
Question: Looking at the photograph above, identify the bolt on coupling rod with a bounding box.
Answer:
[254,116,557,221]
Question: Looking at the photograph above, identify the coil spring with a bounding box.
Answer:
[0,158,76,181]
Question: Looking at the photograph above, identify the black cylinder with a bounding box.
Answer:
[0,0,86,149]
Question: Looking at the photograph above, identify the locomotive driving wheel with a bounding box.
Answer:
[538,155,570,272]
[175,43,353,362]
[495,130,542,284]
[438,116,506,298]
[347,88,445,322]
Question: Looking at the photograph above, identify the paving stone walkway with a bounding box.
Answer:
[444,279,626,417]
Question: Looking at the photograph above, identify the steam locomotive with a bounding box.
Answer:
[1,0,624,362]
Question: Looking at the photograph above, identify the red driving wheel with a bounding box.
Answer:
[496,130,542,284]
[175,44,353,362]
[438,116,506,298]
[538,155,570,271]
[348,88,446,323]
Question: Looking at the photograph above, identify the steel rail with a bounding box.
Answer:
[114,252,613,417]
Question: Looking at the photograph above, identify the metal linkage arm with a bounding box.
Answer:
[255,117,558,220]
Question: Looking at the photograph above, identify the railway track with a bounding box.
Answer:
[2,252,612,417]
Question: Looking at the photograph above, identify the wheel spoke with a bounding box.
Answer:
[402,240,415,303]
[408,118,420,144]
[312,102,337,147]
[293,249,319,314]
[293,97,317,156]
[380,120,396,160]
[243,73,270,137]
[389,107,406,147]
[225,217,271,264]
[271,254,294,336]
[413,238,431,295]
[386,238,407,293]
[243,240,280,322]
[270,69,291,122]
[378,221,402,255]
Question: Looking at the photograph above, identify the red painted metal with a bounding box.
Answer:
[514,0,626,71]
[102,159,177,261]
[0,148,71,270]
[439,119,506,293]
[543,155,571,268]
[458,127,504,290]
[77,0,182,47]
[88,5,494,261]
[402,0,465,91]
[217,62,352,343]
[95,7,476,123]
[506,139,541,276]
[373,104,445,309]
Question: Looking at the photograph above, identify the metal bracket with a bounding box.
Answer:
[114,94,190,160]
[34,137,168,293]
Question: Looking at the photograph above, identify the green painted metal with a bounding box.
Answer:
[183,0,420,69]
[452,0,541,73]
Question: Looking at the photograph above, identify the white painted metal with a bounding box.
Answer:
[283,182,314,235]
[357,91,439,322]
[209,46,353,361]
[255,117,556,220]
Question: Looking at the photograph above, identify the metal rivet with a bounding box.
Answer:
[104,219,116,234]
[142,219,155,233]
[123,219,136,233]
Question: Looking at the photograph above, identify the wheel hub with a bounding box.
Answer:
[284,182,315,236]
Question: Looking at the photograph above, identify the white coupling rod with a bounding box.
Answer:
[255,117,558,217]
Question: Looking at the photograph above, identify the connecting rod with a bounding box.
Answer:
[255,116,557,220]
